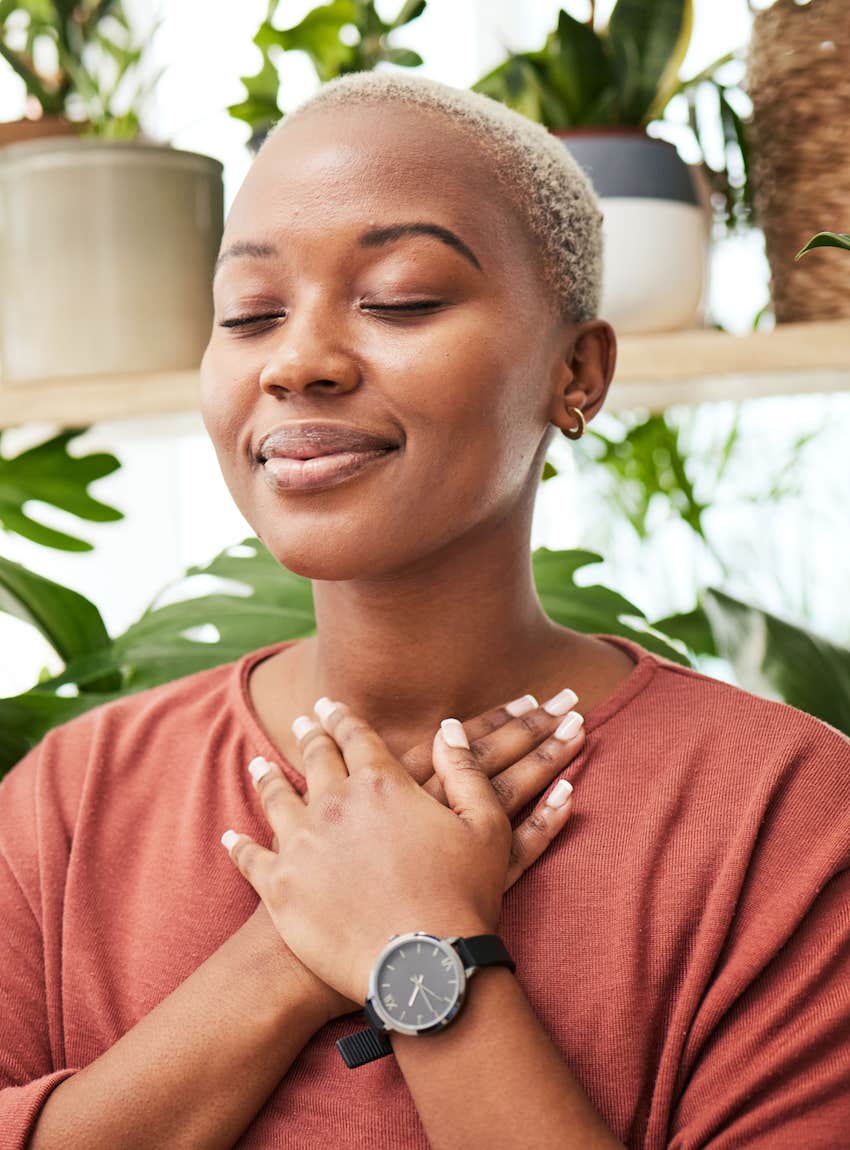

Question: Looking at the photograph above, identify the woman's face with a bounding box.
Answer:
[201,103,574,580]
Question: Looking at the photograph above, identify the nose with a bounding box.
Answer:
[257,299,360,398]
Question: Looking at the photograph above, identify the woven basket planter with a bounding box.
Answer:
[747,0,850,322]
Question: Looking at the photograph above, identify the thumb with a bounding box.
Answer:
[432,719,503,829]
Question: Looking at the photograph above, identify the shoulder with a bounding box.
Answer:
[611,631,849,755]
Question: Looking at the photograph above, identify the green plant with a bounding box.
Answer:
[0,0,165,138]
[228,0,427,149]
[472,4,752,234]
[3,532,848,777]
[472,2,694,129]
[0,428,123,551]
[796,232,850,259]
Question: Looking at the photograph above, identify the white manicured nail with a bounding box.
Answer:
[314,697,338,721]
[440,718,469,749]
[545,779,573,809]
[291,715,317,739]
[248,756,273,783]
[554,711,583,741]
[506,694,538,717]
[221,829,239,851]
[542,688,579,716]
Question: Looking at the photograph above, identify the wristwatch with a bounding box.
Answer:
[336,931,516,1069]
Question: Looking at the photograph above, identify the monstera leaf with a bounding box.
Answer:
[0,429,123,552]
[0,540,692,774]
[655,589,850,735]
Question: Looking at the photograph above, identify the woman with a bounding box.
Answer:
[1,72,849,1150]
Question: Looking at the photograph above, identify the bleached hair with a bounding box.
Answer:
[262,71,603,324]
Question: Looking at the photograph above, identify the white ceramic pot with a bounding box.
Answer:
[0,138,223,386]
[556,132,710,334]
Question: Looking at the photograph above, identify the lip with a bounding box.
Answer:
[257,420,400,461]
[261,447,399,493]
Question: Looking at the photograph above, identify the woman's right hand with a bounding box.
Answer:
[247,690,585,1026]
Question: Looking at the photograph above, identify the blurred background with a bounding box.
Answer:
[0,0,848,768]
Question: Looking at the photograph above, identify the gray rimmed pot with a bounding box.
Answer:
[0,137,223,387]
[554,130,711,334]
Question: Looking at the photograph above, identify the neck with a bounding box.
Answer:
[297,515,574,744]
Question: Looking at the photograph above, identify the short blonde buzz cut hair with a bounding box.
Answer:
[262,71,603,325]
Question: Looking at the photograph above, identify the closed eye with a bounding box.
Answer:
[219,313,284,329]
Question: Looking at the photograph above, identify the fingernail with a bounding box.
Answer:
[440,718,469,749]
[505,694,538,717]
[545,779,573,809]
[543,687,579,716]
[291,715,318,739]
[248,755,273,782]
[314,697,338,720]
[221,829,239,850]
[554,711,584,741]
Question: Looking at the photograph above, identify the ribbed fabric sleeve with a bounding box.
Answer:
[0,634,848,1148]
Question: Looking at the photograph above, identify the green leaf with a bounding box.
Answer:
[380,46,423,68]
[544,9,612,125]
[796,232,850,260]
[473,55,553,125]
[227,49,281,133]
[0,429,123,552]
[0,555,111,664]
[256,2,359,83]
[390,0,427,30]
[607,0,692,124]
[532,547,692,663]
[692,590,850,734]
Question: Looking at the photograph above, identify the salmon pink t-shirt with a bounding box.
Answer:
[1,633,849,1149]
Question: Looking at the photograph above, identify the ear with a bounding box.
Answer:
[548,320,617,436]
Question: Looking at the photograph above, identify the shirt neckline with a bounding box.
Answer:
[230,632,661,786]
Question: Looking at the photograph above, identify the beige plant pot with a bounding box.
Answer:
[0,138,224,386]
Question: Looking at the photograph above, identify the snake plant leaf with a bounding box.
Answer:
[796,232,850,259]
[545,9,613,126]
[608,0,692,125]
[532,547,692,664]
[473,54,553,125]
[0,429,123,552]
[655,590,850,735]
[0,555,111,664]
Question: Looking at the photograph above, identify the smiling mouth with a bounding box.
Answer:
[261,446,399,493]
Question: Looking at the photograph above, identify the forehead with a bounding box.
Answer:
[222,103,529,269]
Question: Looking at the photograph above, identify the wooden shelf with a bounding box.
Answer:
[607,319,850,412]
[0,321,848,428]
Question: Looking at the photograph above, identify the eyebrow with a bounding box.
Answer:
[213,222,483,279]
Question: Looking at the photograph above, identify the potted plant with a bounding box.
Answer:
[0,1,224,388]
[228,0,427,152]
[472,2,714,335]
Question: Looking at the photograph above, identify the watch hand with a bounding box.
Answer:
[408,976,423,1007]
[420,982,453,1005]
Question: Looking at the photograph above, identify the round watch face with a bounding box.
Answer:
[369,933,466,1036]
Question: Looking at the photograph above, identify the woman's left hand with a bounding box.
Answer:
[223,700,513,1005]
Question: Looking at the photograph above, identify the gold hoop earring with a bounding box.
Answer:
[561,406,585,440]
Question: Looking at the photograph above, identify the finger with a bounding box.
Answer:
[247,754,306,839]
[432,719,507,832]
[313,698,410,785]
[466,687,580,778]
[220,828,277,898]
[402,694,536,783]
[489,712,585,819]
[291,712,348,800]
[503,778,574,890]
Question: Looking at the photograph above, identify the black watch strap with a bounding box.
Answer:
[335,934,515,1069]
[454,933,516,973]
